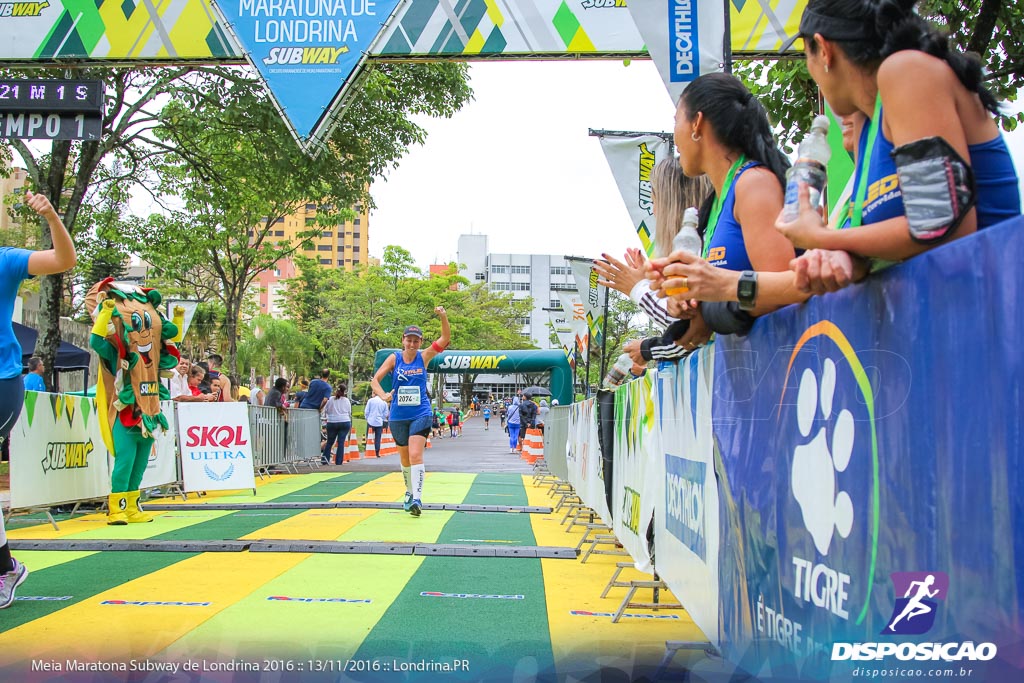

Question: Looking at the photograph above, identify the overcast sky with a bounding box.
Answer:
[368,60,1024,270]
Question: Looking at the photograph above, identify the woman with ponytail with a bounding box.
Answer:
[777,0,1019,291]
[645,73,798,344]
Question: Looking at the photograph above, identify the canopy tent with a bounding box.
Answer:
[14,322,91,392]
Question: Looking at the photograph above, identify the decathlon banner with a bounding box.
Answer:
[9,392,110,509]
[565,397,611,522]
[596,133,673,257]
[210,0,406,147]
[567,257,605,349]
[557,290,589,364]
[611,371,659,573]
[140,400,179,489]
[653,348,718,645]
[177,402,256,493]
[627,0,725,103]
[712,216,1024,679]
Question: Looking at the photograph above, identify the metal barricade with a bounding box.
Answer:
[284,408,322,468]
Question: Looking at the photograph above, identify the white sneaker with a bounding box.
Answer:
[0,559,29,609]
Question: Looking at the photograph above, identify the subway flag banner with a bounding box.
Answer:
[567,257,605,349]
[211,0,406,146]
[597,133,672,257]
[557,290,589,364]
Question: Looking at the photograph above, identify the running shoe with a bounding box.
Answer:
[403,492,414,512]
[0,559,28,609]
[409,499,422,517]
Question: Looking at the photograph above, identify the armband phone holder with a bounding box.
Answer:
[891,136,975,244]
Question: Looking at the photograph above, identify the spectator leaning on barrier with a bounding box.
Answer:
[0,190,77,610]
[301,369,331,411]
[168,357,190,399]
[249,376,266,406]
[644,73,796,344]
[174,365,218,402]
[265,377,289,419]
[22,356,45,392]
[206,354,231,402]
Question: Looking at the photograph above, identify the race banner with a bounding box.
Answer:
[596,132,673,256]
[547,308,576,367]
[565,397,611,522]
[140,400,179,490]
[626,0,726,103]
[567,257,605,349]
[373,0,645,57]
[9,392,109,509]
[166,300,201,344]
[654,349,718,646]
[611,371,659,573]
[210,0,406,147]
[712,217,1024,679]
[177,402,257,493]
[0,0,237,61]
[557,290,589,364]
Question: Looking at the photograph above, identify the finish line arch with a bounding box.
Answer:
[373,349,573,406]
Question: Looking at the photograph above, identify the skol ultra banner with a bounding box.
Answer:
[177,402,256,493]
[653,349,718,646]
[712,217,1024,680]
[596,133,672,257]
[567,257,604,349]
[9,391,110,509]
[611,371,659,573]
[557,290,589,364]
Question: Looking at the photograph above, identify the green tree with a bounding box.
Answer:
[736,1,1024,148]
[236,314,311,381]
[136,63,471,375]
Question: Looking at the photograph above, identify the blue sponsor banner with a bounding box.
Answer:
[664,453,706,560]
[215,0,404,142]
[667,0,699,83]
[713,216,1024,680]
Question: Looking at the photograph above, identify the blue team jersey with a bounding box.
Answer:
[483,408,491,419]
[706,162,759,273]
[0,248,32,380]
[848,110,905,228]
[389,351,431,421]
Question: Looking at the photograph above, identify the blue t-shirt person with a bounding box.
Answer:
[483,407,491,420]
[300,377,331,410]
[23,373,45,392]
[0,248,32,380]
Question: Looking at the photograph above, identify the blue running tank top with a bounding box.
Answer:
[847,109,904,228]
[705,162,759,272]
[389,351,431,421]
[968,136,1021,228]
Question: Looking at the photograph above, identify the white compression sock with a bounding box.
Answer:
[411,464,425,501]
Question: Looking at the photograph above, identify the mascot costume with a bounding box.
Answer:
[87,278,183,525]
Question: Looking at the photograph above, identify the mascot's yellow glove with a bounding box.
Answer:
[171,305,186,343]
[92,298,116,336]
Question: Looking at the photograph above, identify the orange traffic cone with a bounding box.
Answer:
[365,431,379,458]
[523,428,543,464]
[342,431,361,462]
[380,428,399,457]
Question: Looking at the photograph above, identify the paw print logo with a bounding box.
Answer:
[791,358,856,556]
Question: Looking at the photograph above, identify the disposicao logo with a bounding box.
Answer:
[882,572,948,636]
[267,595,372,603]
[832,571,997,662]
[421,592,523,600]
[101,600,211,606]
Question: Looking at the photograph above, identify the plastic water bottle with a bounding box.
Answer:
[781,115,831,221]
[665,207,701,296]
[603,353,634,389]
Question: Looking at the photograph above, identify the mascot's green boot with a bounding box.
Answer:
[107,492,129,525]
[124,490,153,523]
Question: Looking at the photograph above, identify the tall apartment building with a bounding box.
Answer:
[256,201,369,317]
[457,233,576,349]
[0,167,29,237]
